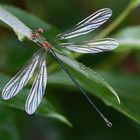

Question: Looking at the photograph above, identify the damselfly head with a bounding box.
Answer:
[31,32,41,40]
[31,28,44,40]
[35,28,44,34]
[31,28,52,51]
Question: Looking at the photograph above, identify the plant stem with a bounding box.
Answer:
[95,0,139,39]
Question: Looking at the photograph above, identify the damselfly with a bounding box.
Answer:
[0,7,119,127]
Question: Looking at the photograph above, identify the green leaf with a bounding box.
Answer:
[0,106,20,140]
[100,72,140,124]
[48,71,140,124]
[0,4,120,125]
[0,4,58,40]
[55,52,120,104]
[0,73,72,127]
[115,26,140,51]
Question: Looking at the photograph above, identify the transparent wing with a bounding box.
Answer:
[56,8,112,40]
[25,52,47,114]
[58,38,119,53]
[2,50,41,100]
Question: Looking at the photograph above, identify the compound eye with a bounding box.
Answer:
[35,28,44,34]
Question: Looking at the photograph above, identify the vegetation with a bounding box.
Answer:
[0,0,140,139]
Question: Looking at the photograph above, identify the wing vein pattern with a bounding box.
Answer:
[58,38,119,53]
[2,50,41,100]
[25,51,47,114]
[56,8,112,40]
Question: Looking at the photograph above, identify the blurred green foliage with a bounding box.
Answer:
[0,0,140,140]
